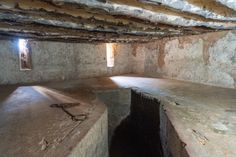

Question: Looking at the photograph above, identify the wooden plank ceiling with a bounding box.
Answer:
[0,0,235,43]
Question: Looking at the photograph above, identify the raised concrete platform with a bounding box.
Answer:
[0,86,108,157]
[0,75,236,157]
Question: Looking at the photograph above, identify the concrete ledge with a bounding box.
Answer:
[0,86,108,157]
[69,109,108,157]
[1,75,236,157]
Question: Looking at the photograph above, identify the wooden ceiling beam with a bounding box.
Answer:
[44,0,236,29]
[0,0,234,42]
[138,0,236,21]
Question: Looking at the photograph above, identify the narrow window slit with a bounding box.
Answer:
[18,39,32,70]
[106,43,115,68]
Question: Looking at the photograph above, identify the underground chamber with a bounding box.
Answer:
[98,89,163,157]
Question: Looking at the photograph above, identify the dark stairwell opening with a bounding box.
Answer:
[109,90,163,157]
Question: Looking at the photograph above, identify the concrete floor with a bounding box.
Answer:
[0,75,236,157]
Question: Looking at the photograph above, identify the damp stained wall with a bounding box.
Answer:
[0,40,132,84]
[1,30,236,89]
[131,30,236,89]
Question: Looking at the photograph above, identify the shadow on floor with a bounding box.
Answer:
[109,116,163,157]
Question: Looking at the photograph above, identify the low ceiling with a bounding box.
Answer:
[0,0,236,43]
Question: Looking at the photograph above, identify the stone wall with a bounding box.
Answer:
[69,109,108,157]
[2,30,236,88]
[0,39,132,84]
[95,89,131,145]
[131,30,236,88]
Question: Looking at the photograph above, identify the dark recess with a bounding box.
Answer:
[110,90,163,157]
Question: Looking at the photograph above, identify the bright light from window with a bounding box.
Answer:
[19,39,27,51]
[106,43,115,68]
[18,39,32,70]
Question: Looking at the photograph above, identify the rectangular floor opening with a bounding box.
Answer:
[97,89,164,157]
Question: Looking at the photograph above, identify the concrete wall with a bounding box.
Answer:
[0,39,132,84]
[69,109,108,157]
[95,89,131,145]
[2,30,236,88]
[131,30,236,88]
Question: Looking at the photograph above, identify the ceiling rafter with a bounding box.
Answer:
[138,0,236,21]
[45,0,236,29]
[0,0,234,42]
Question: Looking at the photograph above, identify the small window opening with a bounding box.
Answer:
[106,43,115,68]
[18,39,32,70]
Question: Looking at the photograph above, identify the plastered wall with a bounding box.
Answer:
[131,30,236,88]
[0,40,132,84]
[2,30,236,88]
